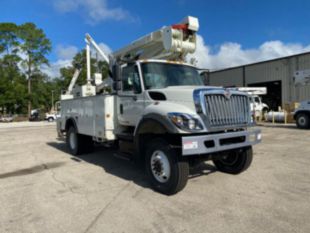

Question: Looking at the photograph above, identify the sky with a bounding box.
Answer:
[1,0,310,77]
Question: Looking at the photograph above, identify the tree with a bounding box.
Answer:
[0,56,27,114]
[0,23,26,114]
[0,23,19,55]
[18,23,51,117]
[59,49,109,90]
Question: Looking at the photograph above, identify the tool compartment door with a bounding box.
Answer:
[94,95,116,140]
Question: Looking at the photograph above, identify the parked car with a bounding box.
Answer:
[0,115,14,122]
[45,112,60,122]
[29,109,45,121]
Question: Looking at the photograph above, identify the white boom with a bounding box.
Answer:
[85,34,110,64]
[112,16,199,62]
[85,33,110,85]
[67,67,82,94]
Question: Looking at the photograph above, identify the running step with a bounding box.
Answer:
[113,152,132,161]
[116,133,134,141]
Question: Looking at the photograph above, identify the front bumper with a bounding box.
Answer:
[181,129,261,156]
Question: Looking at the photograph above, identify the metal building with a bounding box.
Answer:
[207,52,310,110]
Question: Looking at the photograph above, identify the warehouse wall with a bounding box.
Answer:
[208,67,243,87]
[294,53,310,102]
[209,52,310,105]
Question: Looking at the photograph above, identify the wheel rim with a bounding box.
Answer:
[298,116,306,126]
[219,152,239,166]
[69,131,77,150]
[150,150,171,183]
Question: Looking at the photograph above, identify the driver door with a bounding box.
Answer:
[117,63,145,126]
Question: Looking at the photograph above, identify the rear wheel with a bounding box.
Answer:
[145,138,189,195]
[66,126,93,155]
[296,113,310,129]
[212,146,253,174]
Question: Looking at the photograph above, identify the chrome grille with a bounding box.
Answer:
[204,94,250,127]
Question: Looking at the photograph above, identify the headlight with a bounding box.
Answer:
[168,113,204,131]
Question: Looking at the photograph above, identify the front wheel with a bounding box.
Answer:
[145,138,189,195]
[296,113,310,129]
[212,146,253,174]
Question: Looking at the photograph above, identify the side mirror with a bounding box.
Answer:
[112,65,121,82]
[113,81,122,91]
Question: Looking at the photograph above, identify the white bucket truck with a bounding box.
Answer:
[57,16,261,195]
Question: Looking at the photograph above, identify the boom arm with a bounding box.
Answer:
[67,66,82,94]
[112,16,199,62]
[85,34,110,64]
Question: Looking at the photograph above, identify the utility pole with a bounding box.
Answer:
[52,90,55,112]
[27,57,32,119]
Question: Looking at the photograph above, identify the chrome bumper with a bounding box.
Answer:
[181,129,261,156]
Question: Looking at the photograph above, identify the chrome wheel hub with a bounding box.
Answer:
[298,117,306,126]
[150,150,171,183]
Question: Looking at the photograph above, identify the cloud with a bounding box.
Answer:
[56,45,78,60]
[43,42,112,78]
[41,59,72,78]
[53,0,134,24]
[41,44,78,78]
[188,35,310,70]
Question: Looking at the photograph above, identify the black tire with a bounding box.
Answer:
[212,146,253,174]
[145,138,189,195]
[66,126,93,155]
[296,113,310,129]
[48,117,54,122]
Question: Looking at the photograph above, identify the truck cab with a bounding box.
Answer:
[61,59,261,194]
[249,95,269,118]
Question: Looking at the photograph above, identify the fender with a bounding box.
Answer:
[133,113,180,161]
[294,110,310,119]
[65,117,79,133]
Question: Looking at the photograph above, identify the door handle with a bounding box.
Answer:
[120,104,123,114]
[132,96,137,101]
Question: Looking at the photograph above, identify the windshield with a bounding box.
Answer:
[141,62,204,90]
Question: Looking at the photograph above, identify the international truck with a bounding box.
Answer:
[57,16,262,195]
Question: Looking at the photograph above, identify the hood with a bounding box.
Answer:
[147,86,221,102]
[146,85,222,111]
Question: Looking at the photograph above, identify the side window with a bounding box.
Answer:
[122,65,141,93]
[254,97,260,103]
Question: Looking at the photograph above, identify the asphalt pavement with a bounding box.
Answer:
[0,122,309,233]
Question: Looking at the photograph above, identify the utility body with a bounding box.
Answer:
[57,16,261,194]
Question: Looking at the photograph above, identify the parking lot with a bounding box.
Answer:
[0,122,309,233]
